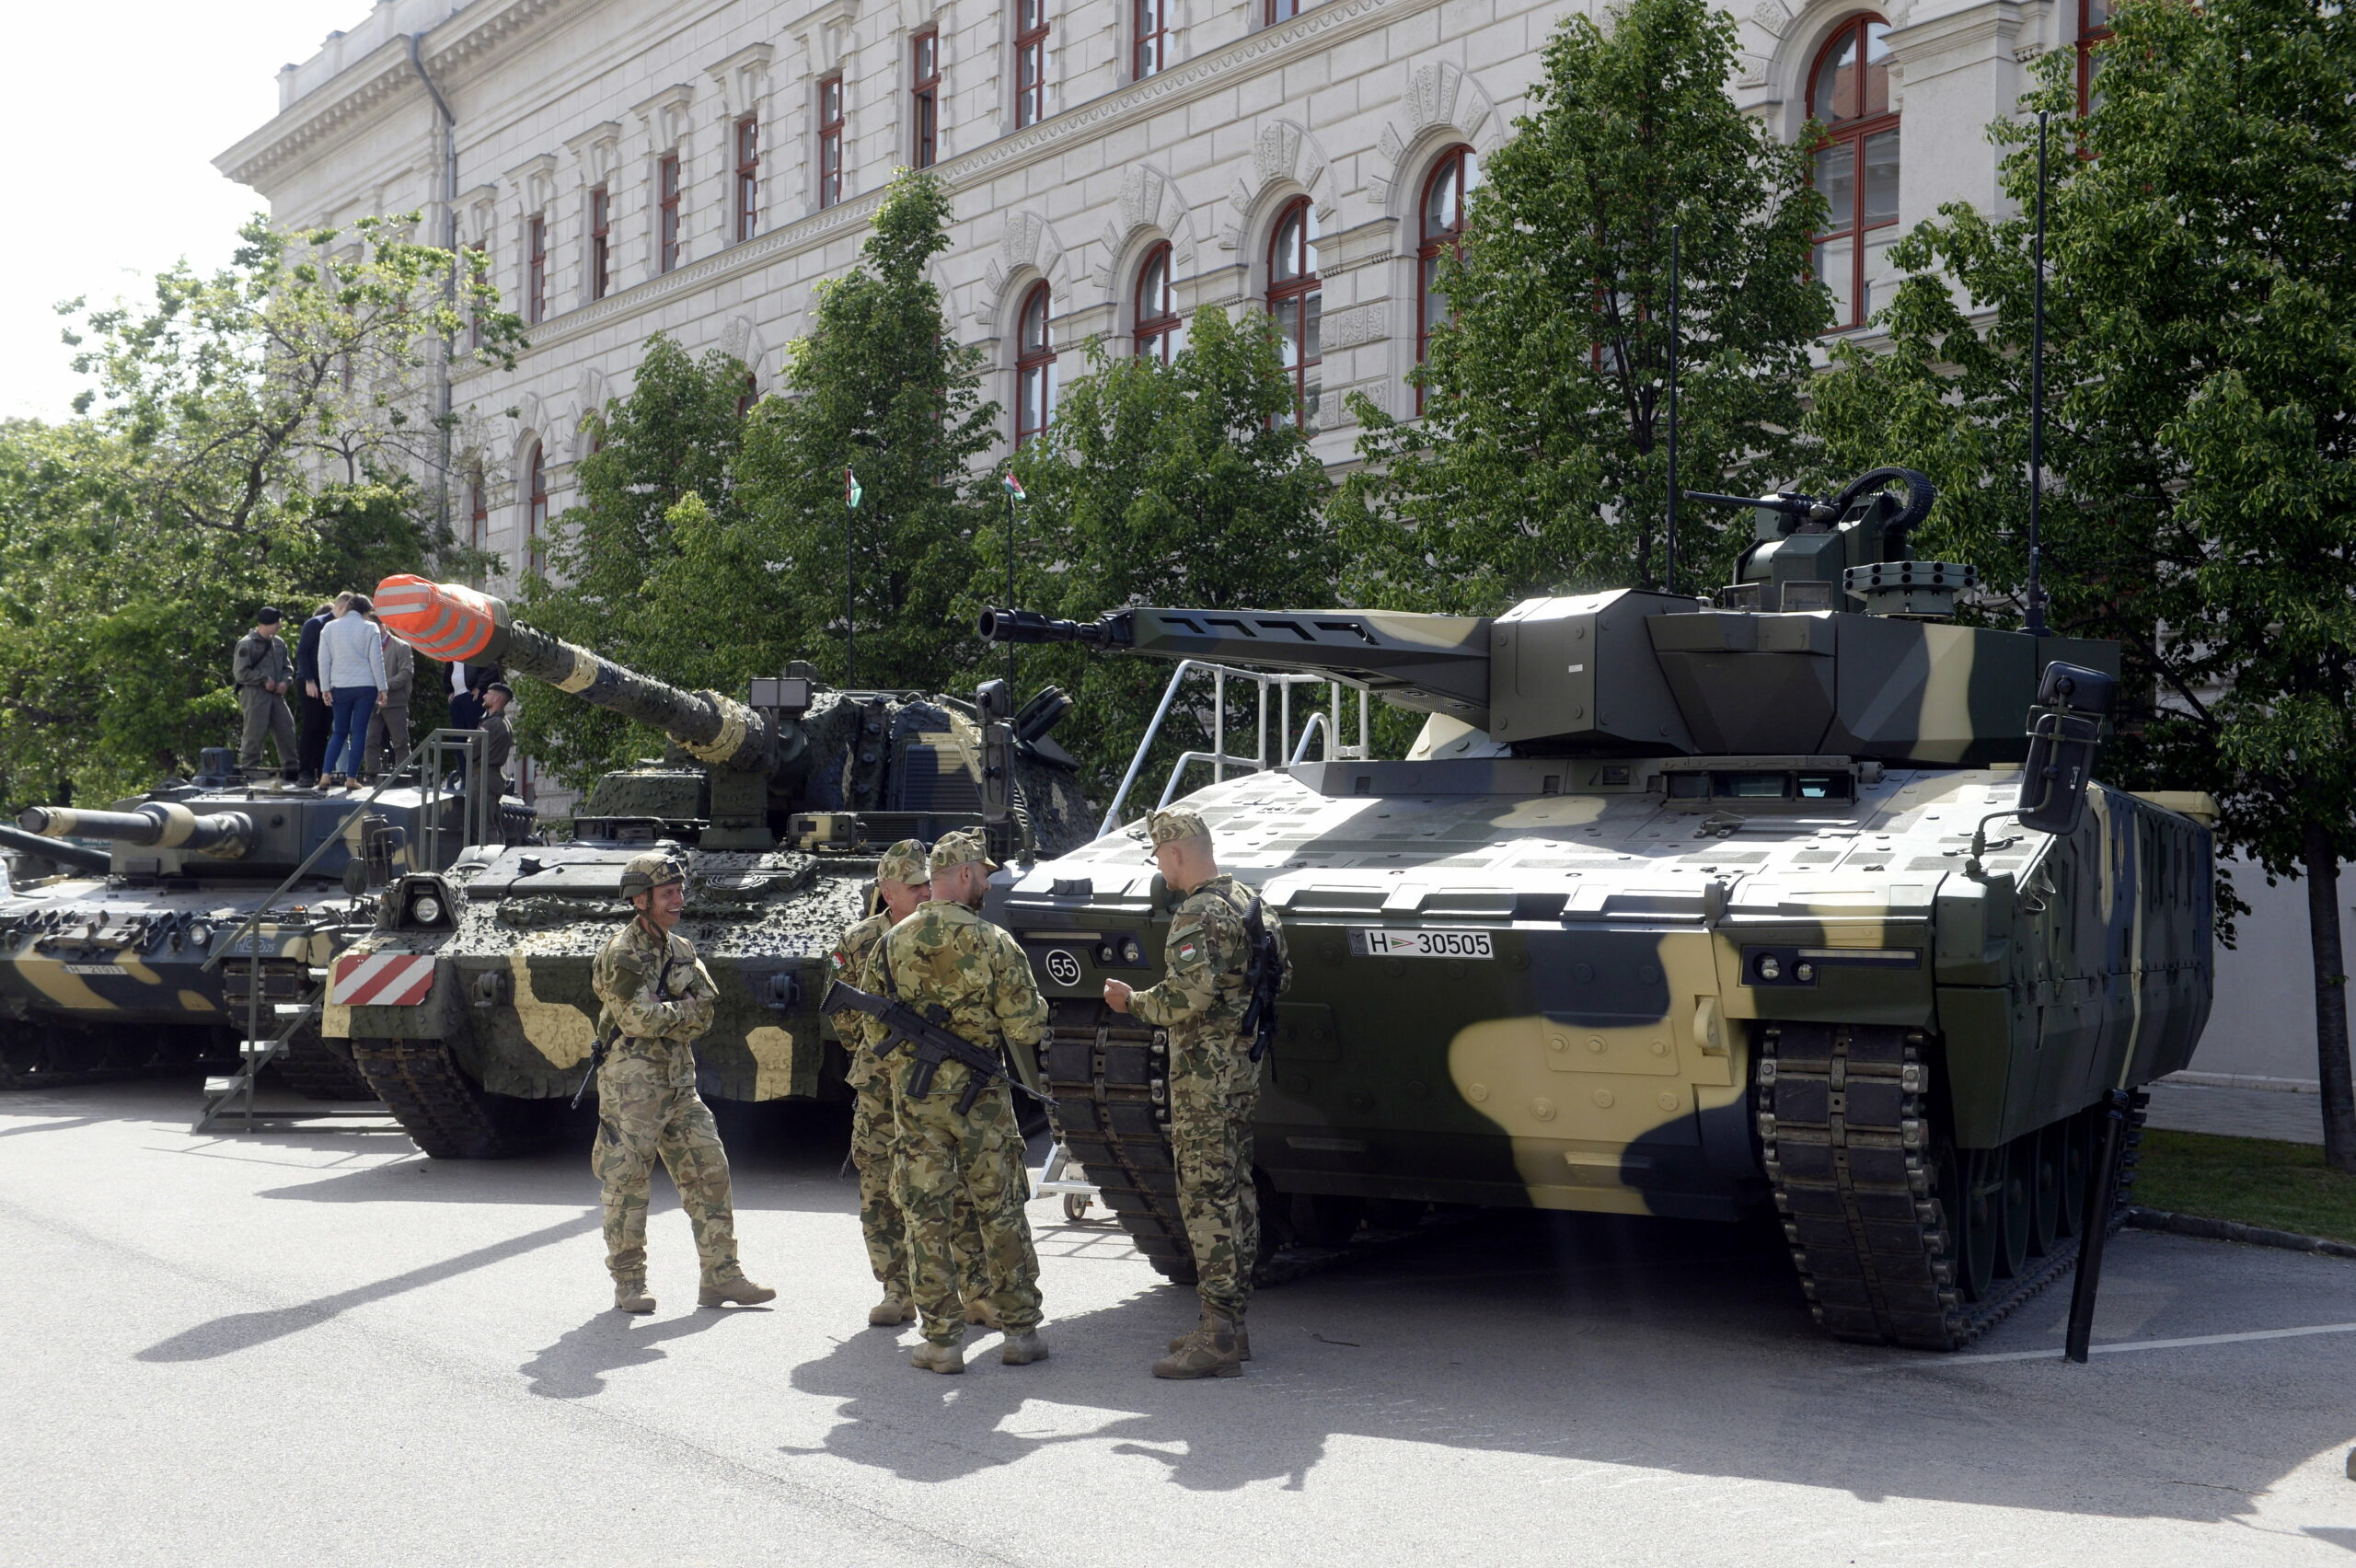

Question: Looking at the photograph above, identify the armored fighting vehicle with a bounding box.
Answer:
[0,755,525,1095]
[982,467,2215,1351]
[328,575,1092,1159]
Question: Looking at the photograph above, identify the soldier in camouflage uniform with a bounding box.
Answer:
[830,838,991,1329]
[1104,804,1287,1378]
[590,851,777,1314]
[859,828,1050,1374]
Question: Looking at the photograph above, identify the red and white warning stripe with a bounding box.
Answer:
[329,952,437,1007]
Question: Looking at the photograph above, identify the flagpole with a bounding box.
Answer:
[1005,476,1018,697]
[844,465,858,686]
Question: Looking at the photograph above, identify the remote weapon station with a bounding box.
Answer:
[327,576,1091,1158]
[982,466,2215,1351]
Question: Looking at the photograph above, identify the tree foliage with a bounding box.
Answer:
[1806,2,2356,1166]
[995,309,1337,801]
[1334,0,1827,613]
[0,216,513,806]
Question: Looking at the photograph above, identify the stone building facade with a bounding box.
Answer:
[222,0,2346,1086]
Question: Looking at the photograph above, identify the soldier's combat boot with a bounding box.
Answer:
[1168,1319,1251,1360]
[911,1338,965,1375]
[614,1279,655,1314]
[868,1296,915,1327]
[963,1298,1002,1330]
[698,1275,778,1308]
[999,1330,1049,1366]
[1152,1312,1245,1378]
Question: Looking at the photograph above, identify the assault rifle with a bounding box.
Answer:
[1240,896,1286,1064]
[824,977,1052,1116]
[571,956,691,1108]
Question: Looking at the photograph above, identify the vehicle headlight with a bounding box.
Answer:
[1757,954,1782,982]
[410,894,445,928]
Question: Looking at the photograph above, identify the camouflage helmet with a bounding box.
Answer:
[1148,805,1210,847]
[618,851,686,903]
[929,827,998,878]
[875,838,930,886]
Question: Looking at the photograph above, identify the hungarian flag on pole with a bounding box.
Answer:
[1002,469,1025,501]
[844,467,862,509]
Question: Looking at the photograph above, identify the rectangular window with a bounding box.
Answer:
[588,186,610,300]
[1014,0,1048,128]
[1266,0,1301,21]
[1135,0,1167,79]
[657,153,682,273]
[911,31,940,167]
[733,116,760,242]
[467,240,488,350]
[818,75,844,208]
[525,214,547,324]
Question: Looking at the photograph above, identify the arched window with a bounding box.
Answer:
[1267,198,1321,427]
[1807,16,1899,331]
[1135,243,1181,362]
[1415,145,1474,412]
[1015,282,1056,447]
[736,373,758,418]
[2077,0,2113,117]
[525,443,548,576]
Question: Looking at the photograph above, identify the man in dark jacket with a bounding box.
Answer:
[294,601,336,786]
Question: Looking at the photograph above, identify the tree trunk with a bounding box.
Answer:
[2301,821,2356,1173]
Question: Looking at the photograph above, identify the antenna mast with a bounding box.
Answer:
[2027,111,2050,637]
[1665,223,1680,596]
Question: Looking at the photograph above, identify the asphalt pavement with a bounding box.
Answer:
[4,1079,2352,1568]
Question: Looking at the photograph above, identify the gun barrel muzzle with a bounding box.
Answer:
[978,608,1114,646]
[18,803,253,858]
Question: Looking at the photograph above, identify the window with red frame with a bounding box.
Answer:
[818,76,844,208]
[736,373,758,418]
[1415,146,1474,412]
[1015,282,1056,446]
[657,153,682,272]
[1135,0,1168,79]
[1807,16,1899,331]
[1266,0,1301,22]
[912,31,940,167]
[2077,0,2113,116]
[467,470,488,553]
[1267,198,1321,427]
[1014,0,1048,128]
[588,186,611,299]
[525,444,549,575]
[1134,243,1181,361]
[734,116,760,242]
[525,214,547,324]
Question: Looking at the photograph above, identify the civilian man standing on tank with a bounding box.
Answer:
[294,599,337,786]
[231,607,298,784]
[859,828,1050,1373]
[830,839,993,1330]
[363,611,414,780]
[479,683,514,791]
[1104,804,1288,1378]
[316,593,386,790]
[590,851,777,1315]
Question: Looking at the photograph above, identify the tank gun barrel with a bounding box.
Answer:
[0,823,110,873]
[19,803,252,858]
[981,605,1492,720]
[375,576,791,774]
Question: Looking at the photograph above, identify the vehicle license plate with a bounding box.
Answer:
[1348,928,1493,960]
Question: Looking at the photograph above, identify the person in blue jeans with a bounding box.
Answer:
[315,592,387,789]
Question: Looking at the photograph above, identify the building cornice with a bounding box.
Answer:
[215,0,582,188]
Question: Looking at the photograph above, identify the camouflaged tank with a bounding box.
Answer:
[326,576,1092,1159]
[0,753,525,1095]
[982,467,2216,1351]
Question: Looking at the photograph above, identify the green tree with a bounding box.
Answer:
[1334,0,1828,614]
[993,309,1337,801]
[513,336,752,781]
[1807,4,2356,1168]
[0,216,514,803]
[729,168,1000,691]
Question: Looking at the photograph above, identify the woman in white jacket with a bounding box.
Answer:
[316,593,387,789]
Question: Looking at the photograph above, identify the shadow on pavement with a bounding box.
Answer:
[135,1210,601,1362]
[781,1208,2356,1521]
[0,1116,107,1139]
[521,1305,764,1399]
